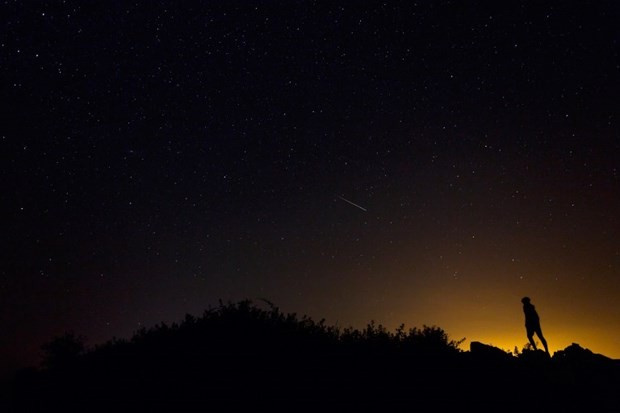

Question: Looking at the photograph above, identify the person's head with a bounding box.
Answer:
[521,296,531,304]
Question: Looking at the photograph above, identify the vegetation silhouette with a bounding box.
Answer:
[7,300,620,412]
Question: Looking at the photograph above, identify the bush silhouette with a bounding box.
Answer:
[7,300,620,412]
[40,332,85,370]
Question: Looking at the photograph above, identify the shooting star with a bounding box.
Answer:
[337,195,367,212]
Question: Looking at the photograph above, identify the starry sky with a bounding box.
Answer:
[2,1,620,377]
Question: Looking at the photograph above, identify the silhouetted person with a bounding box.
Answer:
[521,297,549,354]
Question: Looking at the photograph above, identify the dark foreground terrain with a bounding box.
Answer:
[4,301,620,412]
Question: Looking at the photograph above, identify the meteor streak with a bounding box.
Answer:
[337,195,367,212]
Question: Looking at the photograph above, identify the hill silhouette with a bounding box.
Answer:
[6,300,620,412]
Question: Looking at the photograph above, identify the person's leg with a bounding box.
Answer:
[535,327,549,354]
[527,329,537,350]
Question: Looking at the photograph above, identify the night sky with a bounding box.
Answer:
[2,1,620,377]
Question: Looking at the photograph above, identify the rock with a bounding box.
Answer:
[469,341,513,363]
[553,343,614,367]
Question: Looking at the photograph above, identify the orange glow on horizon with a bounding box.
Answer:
[291,260,620,361]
